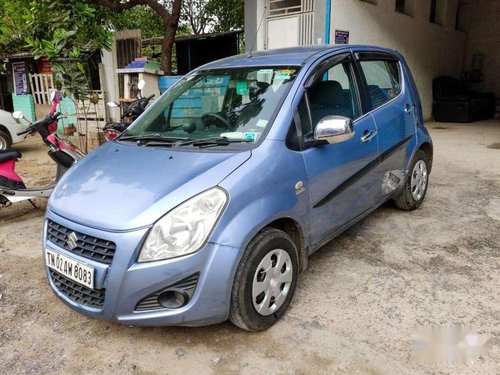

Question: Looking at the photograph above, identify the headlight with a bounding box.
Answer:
[138,187,227,262]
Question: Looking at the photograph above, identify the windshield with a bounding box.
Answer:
[123,66,300,149]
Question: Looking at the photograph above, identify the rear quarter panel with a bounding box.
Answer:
[397,53,433,169]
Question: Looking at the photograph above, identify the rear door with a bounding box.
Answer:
[355,52,417,198]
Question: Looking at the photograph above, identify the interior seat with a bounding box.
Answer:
[367,85,389,109]
[308,80,351,126]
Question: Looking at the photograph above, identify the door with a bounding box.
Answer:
[267,17,299,49]
[298,54,380,246]
[356,53,416,199]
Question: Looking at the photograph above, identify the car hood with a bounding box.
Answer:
[49,142,251,231]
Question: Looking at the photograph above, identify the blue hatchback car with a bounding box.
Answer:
[44,45,432,331]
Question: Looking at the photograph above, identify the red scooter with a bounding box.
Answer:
[0,91,84,208]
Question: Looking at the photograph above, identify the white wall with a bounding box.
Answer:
[462,0,500,98]
[245,0,267,51]
[245,0,326,51]
[245,0,468,119]
[330,0,466,119]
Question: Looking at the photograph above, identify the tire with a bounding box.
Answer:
[0,130,12,151]
[394,149,429,211]
[229,228,299,331]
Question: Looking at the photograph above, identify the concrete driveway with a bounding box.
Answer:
[1,120,499,374]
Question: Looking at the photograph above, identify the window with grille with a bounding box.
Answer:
[430,0,446,25]
[395,0,406,13]
[268,0,302,17]
[395,0,415,16]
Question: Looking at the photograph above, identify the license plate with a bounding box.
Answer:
[45,248,94,290]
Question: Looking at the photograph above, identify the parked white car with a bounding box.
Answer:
[0,109,27,150]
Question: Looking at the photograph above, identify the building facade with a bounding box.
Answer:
[245,0,499,120]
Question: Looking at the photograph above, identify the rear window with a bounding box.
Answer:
[359,60,401,111]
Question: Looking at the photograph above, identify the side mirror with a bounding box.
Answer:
[314,116,354,144]
[50,90,56,103]
[138,79,145,90]
[12,111,23,120]
[107,101,119,108]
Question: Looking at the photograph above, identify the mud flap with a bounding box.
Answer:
[56,164,69,181]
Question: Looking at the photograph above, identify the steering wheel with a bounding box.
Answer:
[201,112,231,129]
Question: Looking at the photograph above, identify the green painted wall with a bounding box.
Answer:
[12,94,36,122]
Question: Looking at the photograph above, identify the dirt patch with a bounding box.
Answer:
[487,142,500,149]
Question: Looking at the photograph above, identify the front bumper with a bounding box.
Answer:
[43,210,240,327]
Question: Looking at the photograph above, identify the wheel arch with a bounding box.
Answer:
[0,124,13,142]
[265,217,308,273]
[418,141,433,173]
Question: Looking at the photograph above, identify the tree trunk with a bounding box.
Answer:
[161,18,179,75]
[161,0,182,75]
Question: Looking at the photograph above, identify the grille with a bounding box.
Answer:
[135,273,199,312]
[47,220,116,264]
[49,269,105,309]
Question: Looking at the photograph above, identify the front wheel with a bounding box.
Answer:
[229,228,298,331]
[394,149,429,210]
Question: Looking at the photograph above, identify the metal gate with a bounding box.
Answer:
[29,73,55,105]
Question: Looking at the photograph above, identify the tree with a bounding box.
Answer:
[23,0,112,99]
[0,0,31,55]
[205,0,244,33]
[90,0,182,75]
[181,0,211,35]
[0,0,112,99]
[180,0,244,35]
[107,5,165,39]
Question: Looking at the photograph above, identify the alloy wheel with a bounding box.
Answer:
[411,160,428,201]
[0,137,7,151]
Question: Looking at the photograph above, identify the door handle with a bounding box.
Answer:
[361,130,377,143]
[404,104,415,113]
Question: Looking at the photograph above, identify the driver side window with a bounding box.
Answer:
[299,61,360,136]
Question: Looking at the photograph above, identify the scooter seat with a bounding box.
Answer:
[0,150,22,163]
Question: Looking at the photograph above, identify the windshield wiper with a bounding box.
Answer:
[176,137,253,148]
[119,134,189,146]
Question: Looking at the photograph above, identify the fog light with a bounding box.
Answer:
[158,290,188,309]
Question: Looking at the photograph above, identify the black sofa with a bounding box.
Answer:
[432,76,495,122]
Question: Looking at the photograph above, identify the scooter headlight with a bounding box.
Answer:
[138,187,227,262]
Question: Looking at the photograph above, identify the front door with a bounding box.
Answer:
[298,55,380,246]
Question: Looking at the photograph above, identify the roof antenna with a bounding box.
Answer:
[248,4,267,57]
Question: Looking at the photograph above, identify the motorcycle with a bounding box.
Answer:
[103,79,154,141]
[0,91,84,208]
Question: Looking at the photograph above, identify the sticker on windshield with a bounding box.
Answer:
[244,132,257,141]
[236,81,248,95]
[275,69,296,80]
[256,119,268,128]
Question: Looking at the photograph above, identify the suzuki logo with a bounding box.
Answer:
[67,232,79,250]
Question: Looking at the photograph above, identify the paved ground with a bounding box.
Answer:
[1,121,499,375]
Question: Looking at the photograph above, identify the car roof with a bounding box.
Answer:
[199,45,400,70]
